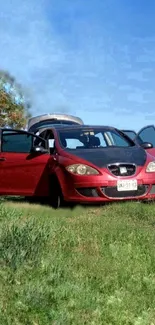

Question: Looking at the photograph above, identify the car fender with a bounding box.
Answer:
[49,166,67,197]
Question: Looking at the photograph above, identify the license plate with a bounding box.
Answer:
[117,179,137,191]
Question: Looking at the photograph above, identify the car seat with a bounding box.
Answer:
[89,136,100,147]
[76,136,101,149]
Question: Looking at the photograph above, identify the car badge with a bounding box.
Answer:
[120,166,127,174]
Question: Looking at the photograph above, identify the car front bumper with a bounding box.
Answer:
[62,173,155,203]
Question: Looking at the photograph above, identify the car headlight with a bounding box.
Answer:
[146,161,155,172]
[66,164,99,175]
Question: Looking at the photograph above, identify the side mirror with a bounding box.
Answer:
[140,142,153,149]
[31,146,49,154]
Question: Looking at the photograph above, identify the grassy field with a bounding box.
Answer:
[1,199,155,325]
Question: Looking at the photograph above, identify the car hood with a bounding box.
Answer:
[67,146,147,168]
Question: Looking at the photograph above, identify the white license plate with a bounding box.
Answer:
[117,179,137,191]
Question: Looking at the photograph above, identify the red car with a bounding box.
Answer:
[1,123,155,208]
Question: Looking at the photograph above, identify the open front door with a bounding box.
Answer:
[0,129,51,196]
[135,125,155,156]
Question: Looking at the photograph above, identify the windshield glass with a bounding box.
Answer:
[57,127,135,150]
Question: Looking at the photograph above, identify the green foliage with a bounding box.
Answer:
[0,70,31,128]
[1,201,155,324]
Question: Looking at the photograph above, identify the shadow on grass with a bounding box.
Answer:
[1,195,111,210]
[0,196,25,203]
[1,195,154,211]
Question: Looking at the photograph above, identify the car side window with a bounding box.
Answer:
[40,130,56,154]
[1,130,45,153]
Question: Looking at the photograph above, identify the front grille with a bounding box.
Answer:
[108,163,136,176]
[101,185,149,198]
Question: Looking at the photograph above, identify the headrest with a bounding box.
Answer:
[89,136,100,147]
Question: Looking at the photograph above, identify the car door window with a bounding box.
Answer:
[137,126,155,147]
[1,130,46,153]
[39,129,56,154]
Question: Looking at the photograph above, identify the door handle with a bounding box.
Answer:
[0,157,6,161]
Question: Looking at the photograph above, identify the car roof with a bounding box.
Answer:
[37,124,117,133]
[0,125,117,134]
[121,129,137,133]
[54,124,115,130]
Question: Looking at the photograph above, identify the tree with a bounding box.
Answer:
[0,70,31,129]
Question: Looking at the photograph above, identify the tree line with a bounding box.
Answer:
[0,70,31,129]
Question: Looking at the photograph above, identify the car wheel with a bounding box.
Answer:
[50,178,63,209]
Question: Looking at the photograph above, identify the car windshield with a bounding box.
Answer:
[57,127,135,150]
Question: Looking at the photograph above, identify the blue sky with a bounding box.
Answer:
[0,0,155,130]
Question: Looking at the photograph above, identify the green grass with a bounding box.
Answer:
[1,200,155,324]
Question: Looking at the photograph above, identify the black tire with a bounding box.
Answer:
[25,196,43,204]
[25,196,37,204]
[49,176,63,209]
